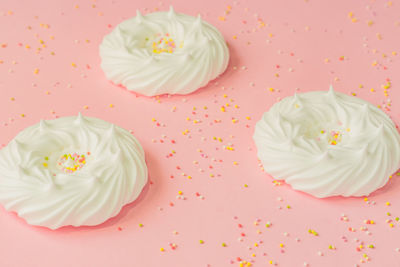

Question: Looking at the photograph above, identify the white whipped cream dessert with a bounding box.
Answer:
[100,7,229,96]
[253,86,400,198]
[0,114,147,229]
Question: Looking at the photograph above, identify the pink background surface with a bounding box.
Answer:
[0,0,400,266]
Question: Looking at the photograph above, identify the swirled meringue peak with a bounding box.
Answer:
[99,7,229,96]
[0,114,148,229]
[253,86,400,198]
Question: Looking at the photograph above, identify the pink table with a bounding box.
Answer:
[0,0,399,266]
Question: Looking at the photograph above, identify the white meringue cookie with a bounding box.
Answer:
[253,86,400,198]
[0,114,147,229]
[99,7,229,96]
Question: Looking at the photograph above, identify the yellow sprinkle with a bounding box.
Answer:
[244,184,248,188]
[71,63,77,67]
[279,243,284,248]
[386,202,391,206]
[370,88,375,92]
[246,116,251,120]
[308,229,319,236]
[20,114,25,118]
[348,12,354,18]
[160,248,165,252]
[178,191,183,195]
[222,242,227,247]
[109,104,114,108]
[43,162,48,167]
[34,68,39,74]
[199,240,204,244]
[351,18,358,23]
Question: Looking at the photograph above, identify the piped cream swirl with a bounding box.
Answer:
[99,7,229,96]
[253,87,400,198]
[0,114,147,229]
